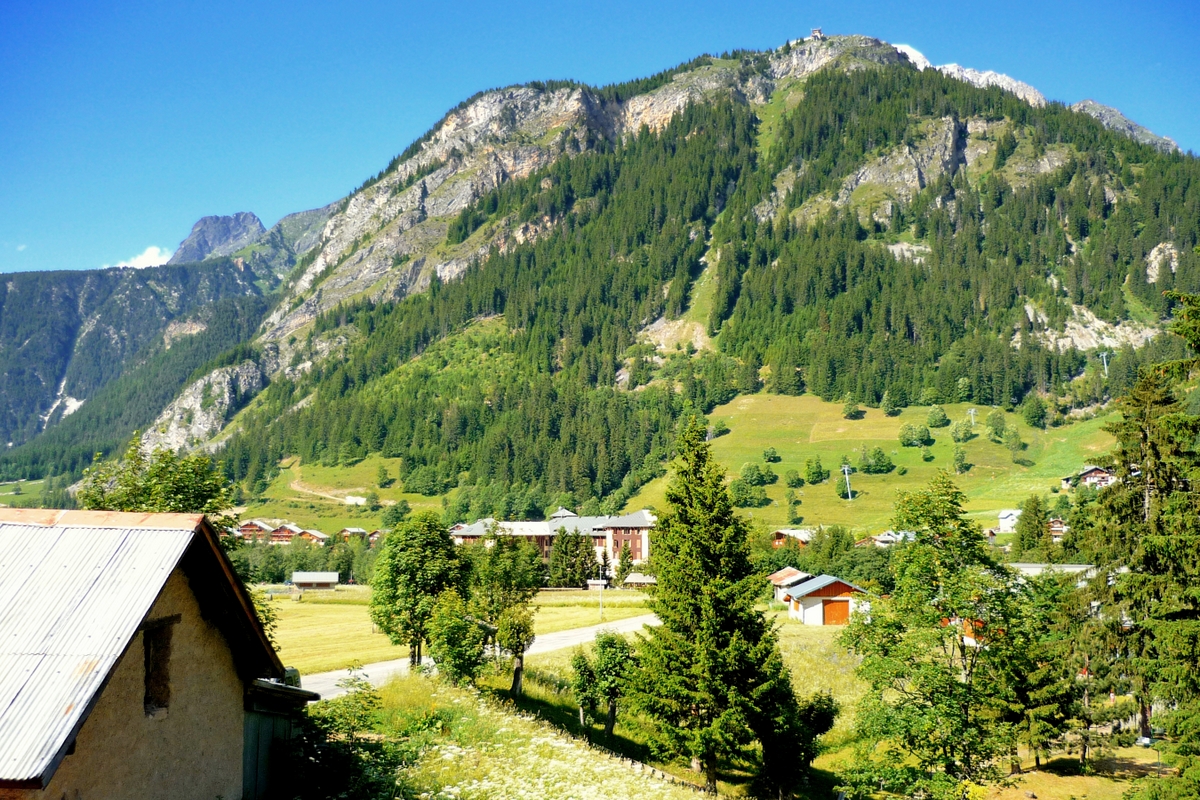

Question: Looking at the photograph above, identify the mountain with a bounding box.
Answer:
[892,44,1046,106]
[167,212,266,264]
[1070,99,1179,153]
[3,32,1196,523]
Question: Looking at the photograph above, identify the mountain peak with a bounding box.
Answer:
[892,44,1046,107]
[167,212,266,265]
[1070,99,1179,153]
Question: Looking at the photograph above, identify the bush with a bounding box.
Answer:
[763,446,780,463]
[805,456,830,484]
[729,479,770,507]
[835,474,853,499]
[898,423,930,447]
[428,590,485,685]
[920,445,934,462]
[710,419,730,438]
[785,469,804,488]
[926,405,949,428]
[740,462,767,486]
[857,445,894,474]
[950,420,973,443]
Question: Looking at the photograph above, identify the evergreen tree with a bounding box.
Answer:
[632,417,826,794]
[880,390,898,416]
[842,394,861,420]
[615,542,634,583]
[1012,494,1048,558]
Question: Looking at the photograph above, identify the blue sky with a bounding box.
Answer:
[2,0,1197,273]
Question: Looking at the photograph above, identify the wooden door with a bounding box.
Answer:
[822,599,850,625]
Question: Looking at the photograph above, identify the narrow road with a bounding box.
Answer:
[301,613,660,701]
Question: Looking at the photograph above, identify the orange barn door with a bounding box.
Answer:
[822,599,850,625]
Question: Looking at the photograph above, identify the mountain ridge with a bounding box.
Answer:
[166,211,266,264]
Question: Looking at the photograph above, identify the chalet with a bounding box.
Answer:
[0,509,317,800]
[855,530,915,548]
[368,529,385,546]
[269,523,328,546]
[1063,466,1116,490]
[338,527,368,541]
[784,575,865,625]
[767,566,814,602]
[238,519,275,541]
[998,509,1022,534]
[451,509,656,564]
[772,528,815,548]
[291,571,339,590]
[1048,517,1069,544]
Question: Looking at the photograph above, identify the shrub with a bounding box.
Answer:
[763,446,780,463]
[835,474,852,499]
[785,469,804,488]
[740,462,767,486]
[858,445,894,474]
[805,456,830,484]
[729,479,769,507]
[950,420,973,443]
[710,419,730,438]
[926,405,949,428]
[986,409,1007,441]
[898,423,930,447]
[921,445,934,462]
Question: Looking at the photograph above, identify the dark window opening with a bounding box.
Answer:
[143,615,179,715]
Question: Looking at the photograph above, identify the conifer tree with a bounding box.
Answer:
[632,417,828,794]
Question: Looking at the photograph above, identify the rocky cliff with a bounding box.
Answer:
[141,360,264,452]
[167,212,266,264]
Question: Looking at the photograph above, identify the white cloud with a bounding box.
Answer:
[106,245,173,269]
[15,244,26,252]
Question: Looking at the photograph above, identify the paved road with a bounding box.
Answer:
[301,613,660,700]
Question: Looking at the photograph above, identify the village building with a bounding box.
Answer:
[238,519,274,541]
[784,575,865,626]
[1063,465,1117,490]
[291,571,339,590]
[621,572,657,588]
[338,526,368,541]
[855,530,915,548]
[771,528,815,548]
[451,509,656,565]
[1048,517,1069,544]
[269,523,328,546]
[0,509,316,800]
[997,509,1022,534]
[766,566,814,602]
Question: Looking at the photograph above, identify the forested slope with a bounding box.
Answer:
[6,36,1199,520]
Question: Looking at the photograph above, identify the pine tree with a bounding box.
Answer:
[632,417,824,794]
[1012,495,1047,558]
[842,393,861,420]
[880,390,897,417]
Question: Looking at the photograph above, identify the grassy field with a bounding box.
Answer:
[271,588,652,674]
[626,394,1115,532]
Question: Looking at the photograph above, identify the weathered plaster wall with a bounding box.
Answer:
[30,568,244,800]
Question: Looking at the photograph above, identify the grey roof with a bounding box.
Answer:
[785,574,865,600]
[777,571,814,588]
[453,510,657,540]
[0,512,203,786]
[291,572,339,583]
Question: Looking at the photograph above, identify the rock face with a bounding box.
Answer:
[837,116,964,219]
[168,212,266,264]
[1071,100,1179,153]
[141,361,263,451]
[1146,242,1179,283]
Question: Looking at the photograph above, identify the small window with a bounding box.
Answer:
[143,616,178,715]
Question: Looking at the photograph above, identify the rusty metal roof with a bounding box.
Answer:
[0,511,200,787]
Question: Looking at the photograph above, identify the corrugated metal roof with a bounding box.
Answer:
[0,518,197,785]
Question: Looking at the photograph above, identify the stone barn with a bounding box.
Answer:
[0,509,317,800]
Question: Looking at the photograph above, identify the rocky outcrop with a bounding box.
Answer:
[1019,303,1157,352]
[141,361,263,451]
[162,319,207,348]
[1146,242,1179,284]
[1071,100,1179,153]
[168,212,266,264]
[837,116,964,220]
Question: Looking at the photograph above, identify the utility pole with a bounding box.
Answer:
[968,408,977,427]
[1099,351,1111,379]
[842,463,853,501]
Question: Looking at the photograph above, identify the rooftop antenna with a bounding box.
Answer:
[1098,351,1111,379]
[842,463,853,501]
